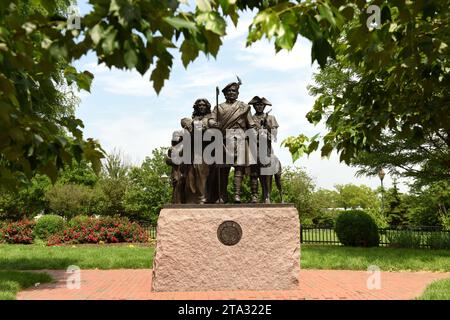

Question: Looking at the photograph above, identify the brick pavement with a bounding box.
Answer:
[17,269,450,300]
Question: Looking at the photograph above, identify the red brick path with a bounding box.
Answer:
[17,269,450,300]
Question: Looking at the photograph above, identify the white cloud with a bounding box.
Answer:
[180,64,238,89]
[90,114,173,164]
[80,62,181,98]
[236,37,314,71]
[224,17,253,41]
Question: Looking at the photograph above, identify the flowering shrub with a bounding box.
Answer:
[47,216,149,245]
[0,219,35,244]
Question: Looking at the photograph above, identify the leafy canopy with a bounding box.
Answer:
[1,0,448,189]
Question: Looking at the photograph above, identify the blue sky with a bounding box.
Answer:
[73,1,403,192]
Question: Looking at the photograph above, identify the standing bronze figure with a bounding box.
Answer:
[166,130,186,204]
[248,96,282,203]
[209,79,256,203]
[180,98,215,204]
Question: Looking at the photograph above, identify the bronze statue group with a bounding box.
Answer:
[166,79,282,204]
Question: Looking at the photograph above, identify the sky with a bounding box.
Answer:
[72,1,406,192]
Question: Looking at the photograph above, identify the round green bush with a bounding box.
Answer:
[33,215,65,240]
[335,210,380,247]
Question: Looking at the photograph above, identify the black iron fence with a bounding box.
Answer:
[143,224,450,249]
[301,225,450,249]
[143,224,157,239]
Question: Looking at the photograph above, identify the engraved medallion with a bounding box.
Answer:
[217,220,242,246]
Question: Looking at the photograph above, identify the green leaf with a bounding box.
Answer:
[163,16,197,32]
[204,30,222,57]
[311,38,334,67]
[124,49,138,69]
[90,23,103,45]
[197,12,226,35]
[275,23,295,50]
[40,160,58,184]
[180,39,199,68]
[76,71,94,92]
[150,55,173,94]
[101,28,118,54]
[307,139,319,154]
[318,3,336,26]
[40,0,56,13]
[196,0,212,12]
[320,143,333,158]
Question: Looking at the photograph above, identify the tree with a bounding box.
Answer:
[281,167,316,223]
[57,160,99,186]
[407,181,450,227]
[384,180,409,227]
[0,174,51,219]
[45,183,108,219]
[307,62,449,185]
[312,188,340,211]
[123,147,171,224]
[334,184,379,211]
[2,0,448,188]
[281,1,449,169]
[1,0,103,189]
[98,149,131,216]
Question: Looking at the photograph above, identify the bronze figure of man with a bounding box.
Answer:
[209,81,256,203]
[248,96,281,203]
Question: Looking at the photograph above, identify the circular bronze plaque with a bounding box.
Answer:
[217,221,242,246]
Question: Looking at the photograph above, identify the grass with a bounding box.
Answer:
[0,243,449,272]
[0,243,154,270]
[301,245,450,272]
[0,271,53,300]
[417,278,450,300]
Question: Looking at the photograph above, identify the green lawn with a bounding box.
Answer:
[301,245,450,272]
[1,244,449,300]
[0,271,53,300]
[417,278,450,300]
[1,243,449,272]
[0,244,154,270]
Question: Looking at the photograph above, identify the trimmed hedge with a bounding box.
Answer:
[335,210,380,247]
[33,215,65,240]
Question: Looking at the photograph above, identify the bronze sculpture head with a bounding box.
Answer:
[222,82,240,103]
[192,98,211,117]
[248,96,272,114]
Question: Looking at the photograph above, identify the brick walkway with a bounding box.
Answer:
[17,269,450,300]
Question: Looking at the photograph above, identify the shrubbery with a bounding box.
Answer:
[67,215,90,228]
[33,215,65,240]
[335,210,380,247]
[45,184,108,219]
[47,216,149,245]
[427,232,450,250]
[0,220,35,244]
[386,230,422,248]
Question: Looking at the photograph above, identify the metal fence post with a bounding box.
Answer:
[300,224,303,244]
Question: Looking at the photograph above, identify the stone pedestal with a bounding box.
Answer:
[151,204,300,292]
